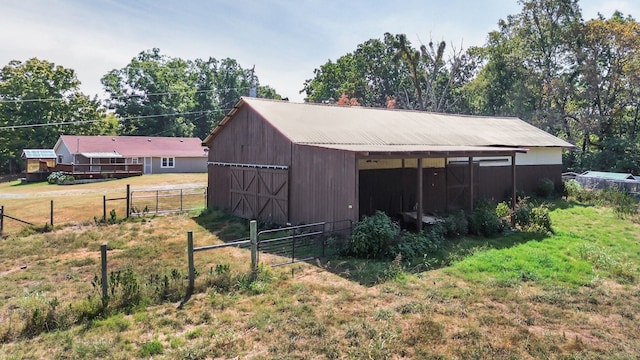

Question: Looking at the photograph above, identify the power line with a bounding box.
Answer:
[0,109,234,130]
[0,86,252,104]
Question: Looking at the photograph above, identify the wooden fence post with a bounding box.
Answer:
[250,220,258,273]
[100,244,108,300]
[103,195,107,222]
[126,184,130,219]
[187,231,194,293]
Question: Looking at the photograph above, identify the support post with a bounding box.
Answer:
[50,200,54,227]
[100,244,108,300]
[0,205,4,234]
[103,195,107,221]
[126,184,130,218]
[187,231,194,293]
[468,157,474,212]
[511,154,517,226]
[250,220,258,273]
[416,158,423,231]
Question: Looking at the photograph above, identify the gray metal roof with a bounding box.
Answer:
[22,149,57,159]
[204,97,575,152]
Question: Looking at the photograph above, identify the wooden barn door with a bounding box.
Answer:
[446,163,479,211]
[230,167,288,223]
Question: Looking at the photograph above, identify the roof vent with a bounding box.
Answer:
[147,139,151,142]
[111,138,115,141]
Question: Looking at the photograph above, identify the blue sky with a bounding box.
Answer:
[1,0,638,102]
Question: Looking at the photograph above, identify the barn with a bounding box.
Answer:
[202,97,574,227]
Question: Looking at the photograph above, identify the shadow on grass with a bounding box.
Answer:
[316,230,550,287]
[193,207,250,241]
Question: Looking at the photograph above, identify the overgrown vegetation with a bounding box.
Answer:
[2,178,640,358]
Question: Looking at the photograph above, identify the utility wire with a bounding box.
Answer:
[0,86,251,104]
[0,109,235,130]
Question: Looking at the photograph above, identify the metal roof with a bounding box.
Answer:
[22,149,57,159]
[204,98,575,153]
[56,136,207,158]
[79,152,124,159]
[579,171,635,180]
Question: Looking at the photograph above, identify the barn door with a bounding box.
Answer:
[446,163,479,211]
[230,167,288,223]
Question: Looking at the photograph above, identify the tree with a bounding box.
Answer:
[302,34,412,108]
[102,49,281,140]
[0,58,110,174]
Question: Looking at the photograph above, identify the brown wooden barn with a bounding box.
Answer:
[202,97,574,227]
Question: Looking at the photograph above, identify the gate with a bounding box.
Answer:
[230,167,288,223]
[257,220,352,267]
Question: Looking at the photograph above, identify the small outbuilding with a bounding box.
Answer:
[202,97,574,227]
[21,149,57,182]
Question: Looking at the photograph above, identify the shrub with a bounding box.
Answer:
[528,203,553,234]
[601,188,638,218]
[388,224,446,266]
[47,171,75,185]
[469,199,504,237]
[349,211,399,258]
[535,178,555,198]
[442,210,468,238]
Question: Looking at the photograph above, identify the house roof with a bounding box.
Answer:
[203,98,575,155]
[22,149,57,159]
[55,136,207,158]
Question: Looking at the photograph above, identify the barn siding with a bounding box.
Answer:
[207,105,292,165]
[477,164,563,202]
[290,145,357,224]
[207,105,293,213]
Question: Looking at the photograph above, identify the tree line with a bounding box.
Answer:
[0,49,280,173]
[302,0,640,174]
[1,0,639,175]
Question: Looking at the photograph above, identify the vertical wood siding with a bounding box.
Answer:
[290,145,357,224]
[207,106,292,212]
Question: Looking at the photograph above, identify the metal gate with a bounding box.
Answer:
[257,220,352,267]
[230,167,288,223]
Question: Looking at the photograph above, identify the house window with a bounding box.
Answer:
[161,157,175,168]
[131,158,139,164]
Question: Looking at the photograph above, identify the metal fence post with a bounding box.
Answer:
[180,189,183,212]
[103,195,106,221]
[100,244,108,300]
[50,200,54,227]
[0,205,4,234]
[250,220,258,273]
[187,231,194,293]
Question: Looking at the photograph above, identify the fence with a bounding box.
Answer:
[574,175,640,199]
[0,202,54,234]
[183,219,353,301]
[1,184,207,235]
[130,187,207,215]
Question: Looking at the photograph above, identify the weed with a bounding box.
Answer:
[139,339,164,357]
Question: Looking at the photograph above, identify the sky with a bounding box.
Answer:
[1,0,638,103]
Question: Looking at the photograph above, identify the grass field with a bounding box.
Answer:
[0,173,207,235]
[1,176,639,359]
